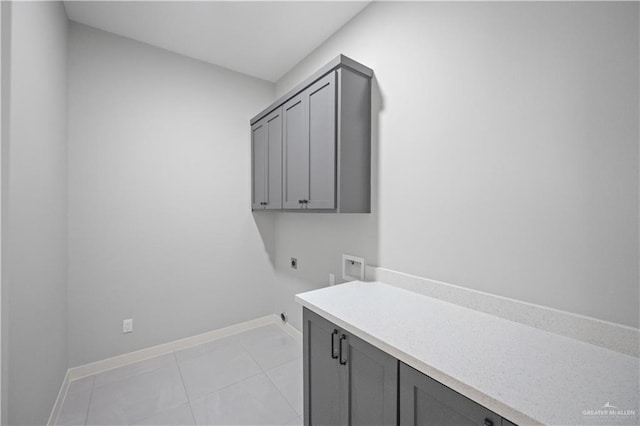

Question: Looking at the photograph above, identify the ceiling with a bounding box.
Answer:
[64,1,370,82]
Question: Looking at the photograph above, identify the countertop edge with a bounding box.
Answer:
[295,295,542,426]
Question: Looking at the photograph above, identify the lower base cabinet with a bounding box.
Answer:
[303,308,518,426]
[303,308,398,426]
[400,363,505,426]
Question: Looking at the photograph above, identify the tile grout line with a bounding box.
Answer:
[238,330,302,420]
[172,351,198,425]
[237,336,267,374]
[240,325,303,372]
[188,369,266,408]
[127,352,196,425]
[262,366,301,423]
[49,316,284,423]
[237,328,301,374]
[94,353,191,425]
[63,323,301,425]
[178,336,266,404]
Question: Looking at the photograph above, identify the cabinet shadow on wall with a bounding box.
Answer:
[252,211,277,266]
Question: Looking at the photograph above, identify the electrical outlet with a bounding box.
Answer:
[123,319,133,334]
[290,257,297,269]
[329,273,335,286]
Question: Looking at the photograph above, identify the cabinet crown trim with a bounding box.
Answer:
[250,54,373,125]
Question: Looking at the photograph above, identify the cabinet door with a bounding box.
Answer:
[306,72,336,209]
[251,119,268,210]
[283,93,309,209]
[304,309,343,426]
[400,363,501,426]
[265,107,282,209]
[283,72,337,210]
[340,331,398,426]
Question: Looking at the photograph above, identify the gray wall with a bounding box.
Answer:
[1,4,637,423]
[67,23,277,367]
[4,1,69,424]
[0,2,11,424]
[0,2,8,423]
[273,1,640,329]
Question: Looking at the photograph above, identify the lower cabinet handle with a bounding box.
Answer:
[484,419,494,426]
[339,335,347,365]
[330,330,338,359]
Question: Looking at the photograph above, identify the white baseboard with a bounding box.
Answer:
[66,315,279,381]
[366,266,639,357]
[48,314,287,425]
[280,320,302,343]
[47,370,70,426]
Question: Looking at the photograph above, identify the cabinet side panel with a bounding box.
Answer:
[251,122,267,210]
[338,68,371,213]
[303,309,310,426]
[266,108,283,209]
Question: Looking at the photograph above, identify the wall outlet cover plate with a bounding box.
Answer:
[123,319,133,334]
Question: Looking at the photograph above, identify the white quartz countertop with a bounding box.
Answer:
[295,281,639,426]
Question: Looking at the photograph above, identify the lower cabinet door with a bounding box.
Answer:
[304,308,398,426]
[399,363,501,426]
[304,309,342,426]
[340,332,398,426]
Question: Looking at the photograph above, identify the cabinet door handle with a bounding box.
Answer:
[339,334,347,365]
[330,329,339,359]
[484,419,494,426]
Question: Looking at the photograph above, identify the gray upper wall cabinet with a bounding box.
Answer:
[251,107,283,210]
[283,72,336,209]
[250,55,373,213]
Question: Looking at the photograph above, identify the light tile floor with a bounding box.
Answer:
[55,324,303,426]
